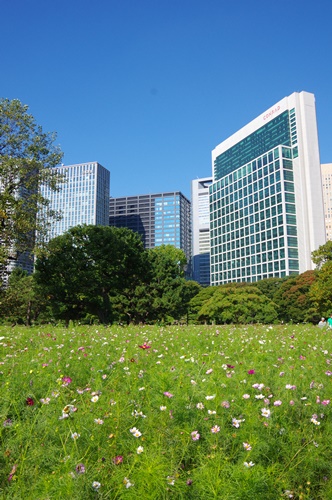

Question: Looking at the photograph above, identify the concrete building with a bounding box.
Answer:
[41,162,110,241]
[210,91,325,286]
[321,163,332,240]
[109,191,191,263]
[191,177,212,285]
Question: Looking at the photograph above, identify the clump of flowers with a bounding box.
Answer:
[130,427,142,437]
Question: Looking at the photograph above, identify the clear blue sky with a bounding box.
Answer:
[2,0,332,199]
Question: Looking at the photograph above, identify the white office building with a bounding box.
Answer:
[41,162,110,241]
[191,177,212,285]
[321,163,332,241]
[210,91,325,285]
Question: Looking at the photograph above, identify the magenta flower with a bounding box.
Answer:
[62,376,72,386]
[139,343,151,349]
[113,455,123,465]
[247,369,255,375]
[163,391,173,398]
[26,397,34,406]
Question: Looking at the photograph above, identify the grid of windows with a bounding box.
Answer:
[42,163,110,241]
[210,146,298,285]
[109,192,191,263]
[214,111,291,179]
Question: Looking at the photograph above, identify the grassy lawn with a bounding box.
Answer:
[0,323,331,499]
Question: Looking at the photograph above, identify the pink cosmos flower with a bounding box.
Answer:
[62,376,72,386]
[247,369,255,375]
[191,430,200,441]
[211,425,220,433]
[163,391,173,398]
[113,455,123,465]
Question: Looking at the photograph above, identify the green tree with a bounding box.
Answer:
[198,285,278,324]
[309,262,332,320]
[0,268,44,325]
[273,271,317,323]
[188,286,216,323]
[0,98,63,280]
[311,241,332,269]
[34,225,148,325]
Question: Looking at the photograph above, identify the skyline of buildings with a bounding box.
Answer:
[210,91,326,285]
[5,91,331,287]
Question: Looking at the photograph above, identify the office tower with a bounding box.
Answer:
[41,162,110,241]
[321,163,332,240]
[191,177,212,285]
[210,91,325,286]
[109,191,191,263]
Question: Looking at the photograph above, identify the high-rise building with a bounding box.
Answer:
[109,192,191,263]
[210,91,325,286]
[41,162,110,241]
[191,177,212,285]
[321,164,332,241]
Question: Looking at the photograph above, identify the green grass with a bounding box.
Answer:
[0,323,332,499]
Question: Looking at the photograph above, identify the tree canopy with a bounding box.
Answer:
[0,98,63,280]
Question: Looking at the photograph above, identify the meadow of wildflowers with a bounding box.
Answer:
[0,323,332,499]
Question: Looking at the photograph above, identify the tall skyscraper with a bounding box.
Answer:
[210,91,325,286]
[191,177,212,285]
[41,162,110,241]
[109,191,191,263]
[321,163,332,240]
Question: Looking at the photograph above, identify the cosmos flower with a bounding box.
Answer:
[211,425,220,433]
[123,477,134,488]
[62,376,72,386]
[26,397,34,406]
[243,442,252,451]
[71,432,80,440]
[196,402,204,410]
[91,395,99,403]
[261,408,271,418]
[130,427,142,437]
[94,418,104,425]
[244,461,255,467]
[160,406,167,411]
[205,395,216,400]
[92,481,101,491]
[139,343,151,349]
[206,369,213,374]
[137,446,144,454]
[113,455,123,465]
[191,430,200,441]
[247,369,255,375]
[163,391,173,398]
[75,463,86,474]
[274,400,282,406]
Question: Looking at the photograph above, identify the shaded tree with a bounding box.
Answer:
[34,225,148,325]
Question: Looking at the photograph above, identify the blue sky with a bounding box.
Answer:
[2,0,332,199]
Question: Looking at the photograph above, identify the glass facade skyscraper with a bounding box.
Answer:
[210,91,325,286]
[41,162,110,241]
[109,192,191,263]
